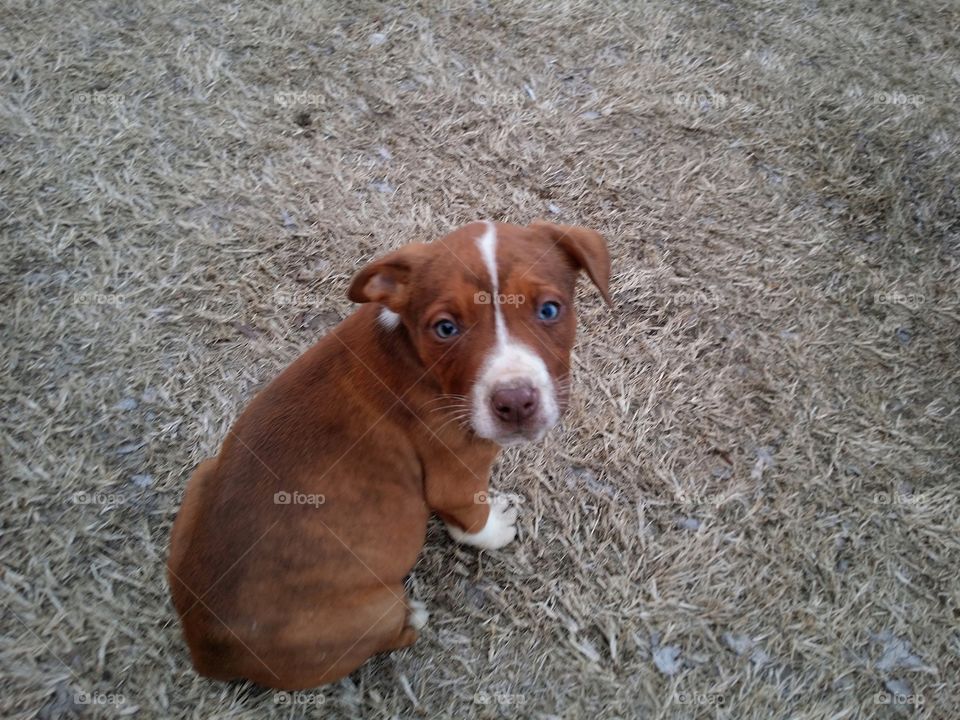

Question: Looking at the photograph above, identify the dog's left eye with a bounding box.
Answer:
[536,301,561,321]
[433,319,459,339]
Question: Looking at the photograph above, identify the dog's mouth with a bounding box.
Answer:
[470,400,560,446]
[487,424,553,447]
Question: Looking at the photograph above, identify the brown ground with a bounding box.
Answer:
[2,0,958,718]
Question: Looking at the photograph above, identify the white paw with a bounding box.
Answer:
[446,495,518,550]
[407,600,429,630]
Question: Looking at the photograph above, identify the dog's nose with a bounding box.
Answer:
[491,385,539,424]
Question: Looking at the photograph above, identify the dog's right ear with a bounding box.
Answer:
[347,243,429,312]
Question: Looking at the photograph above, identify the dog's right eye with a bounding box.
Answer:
[433,319,459,339]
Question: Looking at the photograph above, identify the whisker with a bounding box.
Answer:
[427,403,468,415]
[435,412,473,434]
[421,394,468,406]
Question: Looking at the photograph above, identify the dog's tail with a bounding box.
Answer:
[167,457,218,609]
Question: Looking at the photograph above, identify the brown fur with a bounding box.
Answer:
[167,221,610,689]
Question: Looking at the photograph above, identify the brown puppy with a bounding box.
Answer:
[167,220,610,689]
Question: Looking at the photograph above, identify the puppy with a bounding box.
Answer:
[167,220,610,689]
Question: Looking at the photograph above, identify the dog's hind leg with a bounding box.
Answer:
[373,588,428,652]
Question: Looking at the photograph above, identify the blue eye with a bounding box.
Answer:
[537,301,561,321]
[433,319,459,339]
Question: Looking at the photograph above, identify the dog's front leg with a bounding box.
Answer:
[425,465,518,551]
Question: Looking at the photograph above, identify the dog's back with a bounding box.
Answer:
[166,316,431,688]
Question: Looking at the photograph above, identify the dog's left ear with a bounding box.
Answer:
[529,221,612,306]
[347,243,429,313]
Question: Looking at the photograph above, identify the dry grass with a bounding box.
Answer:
[2,0,959,717]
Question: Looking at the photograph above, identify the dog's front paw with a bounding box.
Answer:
[446,495,518,550]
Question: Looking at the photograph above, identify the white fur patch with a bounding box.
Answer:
[470,222,559,444]
[445,495,518,550]
[407,600,429,630]
[471,341,559,445]
[476,221,507,341]
[378,307,401,329]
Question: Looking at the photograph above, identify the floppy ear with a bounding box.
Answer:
[529,221,612,306]
[347,243,429,312]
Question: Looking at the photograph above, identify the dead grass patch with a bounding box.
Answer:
[2,0,958,717]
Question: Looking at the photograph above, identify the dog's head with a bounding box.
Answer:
[348,221,610,446]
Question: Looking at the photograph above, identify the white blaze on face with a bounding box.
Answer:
[470,221,560,445]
